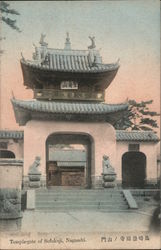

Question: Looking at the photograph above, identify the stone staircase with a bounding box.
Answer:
[35,188,129,212]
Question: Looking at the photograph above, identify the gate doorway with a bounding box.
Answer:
[122,152,146,188]
[46,133,93,188]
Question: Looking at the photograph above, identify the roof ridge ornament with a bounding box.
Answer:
[88,36,96,49]
[39,33,48,46]
[64,32,71,50]
[117,58,120,66]
[66,32,70,42]
[21,52,25,61]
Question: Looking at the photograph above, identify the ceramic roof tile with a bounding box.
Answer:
[116,130,159,142]
[11,99,128,114]
[23,53,119,73]
[0,129,159,142]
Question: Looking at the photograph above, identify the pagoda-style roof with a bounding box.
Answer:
[12,99,127,114]
[116,130,159,142]
[21,33,119,99]
[11,98,128,126]
[21,51,119,74]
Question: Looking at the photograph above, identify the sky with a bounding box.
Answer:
[0,0,160,130]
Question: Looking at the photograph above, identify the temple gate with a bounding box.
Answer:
[12,33,128,188]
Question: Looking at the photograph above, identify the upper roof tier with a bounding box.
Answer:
[20,33,120,94]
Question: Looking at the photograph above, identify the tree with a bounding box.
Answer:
[113,99,160,132]
[0,1,20,55]
[0,1,20,32]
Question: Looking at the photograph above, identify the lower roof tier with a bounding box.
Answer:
[11,98,128,126]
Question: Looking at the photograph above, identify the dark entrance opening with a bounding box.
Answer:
[46,133,93,189]
[0,150,15,158]
[122,152,146,188]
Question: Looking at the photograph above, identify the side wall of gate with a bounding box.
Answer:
[23,120,116,188]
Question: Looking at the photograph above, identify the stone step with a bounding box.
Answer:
[36,198,126,204]
[36,196,125,202]
[36,197,124,202]
[36,190,122,194]
[36,205,129,210]
[36,194,123,198]
[35,189,128,211]
[35,209,130,212]
[35,200,126,205]
[36,189,122,193]
[36,192,123,197]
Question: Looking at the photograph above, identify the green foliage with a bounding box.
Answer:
[0,1,21,32]
[114,99,160,132]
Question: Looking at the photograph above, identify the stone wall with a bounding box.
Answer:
[0,159,23,219]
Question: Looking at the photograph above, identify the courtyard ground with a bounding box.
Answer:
[0,196,160,250]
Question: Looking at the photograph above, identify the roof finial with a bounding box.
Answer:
[64,32,71,50]
[39,33,48,46]
[21,52,25,61]
[66,32,70,41]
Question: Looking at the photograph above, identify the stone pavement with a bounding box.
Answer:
[1,209,160,250]
[20,210,152,233]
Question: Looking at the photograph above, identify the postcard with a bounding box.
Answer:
[0,1,160,249]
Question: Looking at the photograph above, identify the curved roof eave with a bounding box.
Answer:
[11,98,128,126]
[21,59,120,74]
[11,98,128,114]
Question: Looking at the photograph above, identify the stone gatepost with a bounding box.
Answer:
[0,159,23,219]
